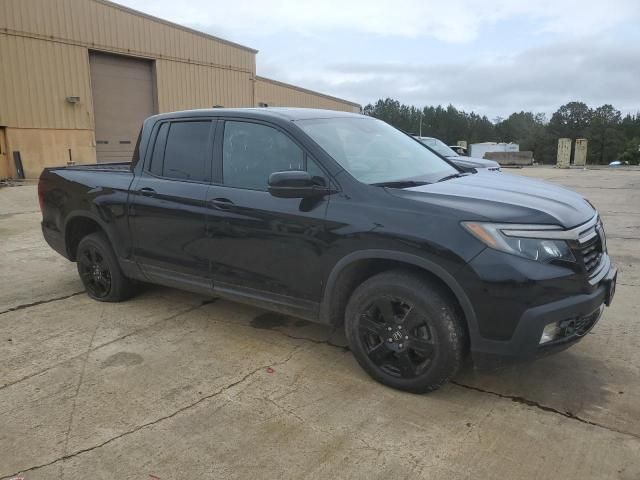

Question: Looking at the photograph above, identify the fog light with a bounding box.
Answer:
[540,322,561,344]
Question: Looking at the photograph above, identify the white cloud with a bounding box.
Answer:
[308,39,640,116]
[114,0,640,116]
[116,0,640,43]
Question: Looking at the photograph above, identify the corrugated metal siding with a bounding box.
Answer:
[156,60,254,112]
[0,0,256,73]
[0,33,93,129]
[256,77,360,113]
[0,0,258,129]
[90,52,154,162]
[0,0,361,131]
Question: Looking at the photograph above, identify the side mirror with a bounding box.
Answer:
[268,170,333,199]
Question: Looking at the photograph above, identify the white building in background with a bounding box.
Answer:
[469,142,519,159]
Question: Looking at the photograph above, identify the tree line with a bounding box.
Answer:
[363,99,640,165]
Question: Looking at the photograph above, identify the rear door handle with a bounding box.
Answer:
[209,197,234,210]
[138,187,156,197]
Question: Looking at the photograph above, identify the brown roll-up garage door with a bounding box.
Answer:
[90,52,154,163]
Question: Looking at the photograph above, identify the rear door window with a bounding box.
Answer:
[147,121,212,182]
[149,123,169,177]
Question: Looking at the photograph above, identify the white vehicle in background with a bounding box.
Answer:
[414,136,501,172]
[449,144,467,155]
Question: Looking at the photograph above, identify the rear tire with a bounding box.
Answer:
[345,270,466,393]
[76,232,134,302]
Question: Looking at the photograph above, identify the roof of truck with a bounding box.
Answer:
[147,107,364,123]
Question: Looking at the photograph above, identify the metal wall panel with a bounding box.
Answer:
[0,33,93,129]
[255,77,361,113]
[156,60,254,112]
[4,128,96,178]
[0,128,9,179]
[0,0,259,129]
[90,52,154,162]
[0,0,256,73]
[0,0,359,132]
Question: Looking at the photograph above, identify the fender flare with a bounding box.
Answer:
[319,249,479,338]
[63,210,117,258]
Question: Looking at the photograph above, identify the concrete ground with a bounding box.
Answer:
[1,167,639,480]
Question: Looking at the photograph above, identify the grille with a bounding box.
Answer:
[559,307,602,338]
[577,231,604,276]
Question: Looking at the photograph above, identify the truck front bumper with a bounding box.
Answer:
[469,261,617,370]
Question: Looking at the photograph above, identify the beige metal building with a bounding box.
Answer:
[255,77,361,112]
[0,0,361,179]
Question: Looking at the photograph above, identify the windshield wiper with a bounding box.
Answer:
[437,172,470,182]
[370,180,431,188]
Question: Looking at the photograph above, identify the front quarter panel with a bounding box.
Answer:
[320,184,487,294]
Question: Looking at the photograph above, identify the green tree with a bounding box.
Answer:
[363,98,423,134]
[495,112,554,163]
[364,99,496,145]
[363,98,636,166]
[620,113,640,144]
[548,101,592,140]
[618,137,640,165]
[588,104,623,164]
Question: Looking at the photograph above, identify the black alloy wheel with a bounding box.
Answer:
[345,270,466,393]
[358,296,436,379]
[76,232,134,302]
[78,244,112,298]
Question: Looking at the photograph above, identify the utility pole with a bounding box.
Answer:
[419,110,423,137]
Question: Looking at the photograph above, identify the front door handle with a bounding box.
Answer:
[209,197,234,210]
[138,187,156,197]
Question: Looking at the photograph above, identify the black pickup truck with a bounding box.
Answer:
[39,108,617,392]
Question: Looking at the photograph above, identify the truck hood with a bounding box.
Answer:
[446,155,500,169]
[390,172,595,228]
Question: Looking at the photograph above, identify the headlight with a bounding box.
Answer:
[462,222,575,263]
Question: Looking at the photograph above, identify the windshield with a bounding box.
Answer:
[418,137,459,157]
[296,117,457,185]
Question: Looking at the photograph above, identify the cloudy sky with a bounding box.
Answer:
[117,0,639,119]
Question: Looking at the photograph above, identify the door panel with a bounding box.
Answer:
[129,119,214,291]
[205,119,332,308]
[205,186,330,303]
[130,176,211,288]
[90,52,154,163]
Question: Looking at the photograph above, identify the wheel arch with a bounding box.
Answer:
[319,250,478,338]
[64,212,113,261]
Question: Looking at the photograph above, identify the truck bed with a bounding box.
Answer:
[50,162,132,173]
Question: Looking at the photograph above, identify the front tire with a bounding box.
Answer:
[345,270,466,393]
[76,232,134,302]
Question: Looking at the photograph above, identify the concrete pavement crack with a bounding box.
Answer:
[272,327,350,352]
[208,317,350,351]
[261,395,384,458]
[0,210,40,220]
[0,299,217,392]
[599,211,640,216]
[451,381,640,440]
[569,186,639,191]
[0,291,86,316]
[0,346,303,480]
[58,308,103,480]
